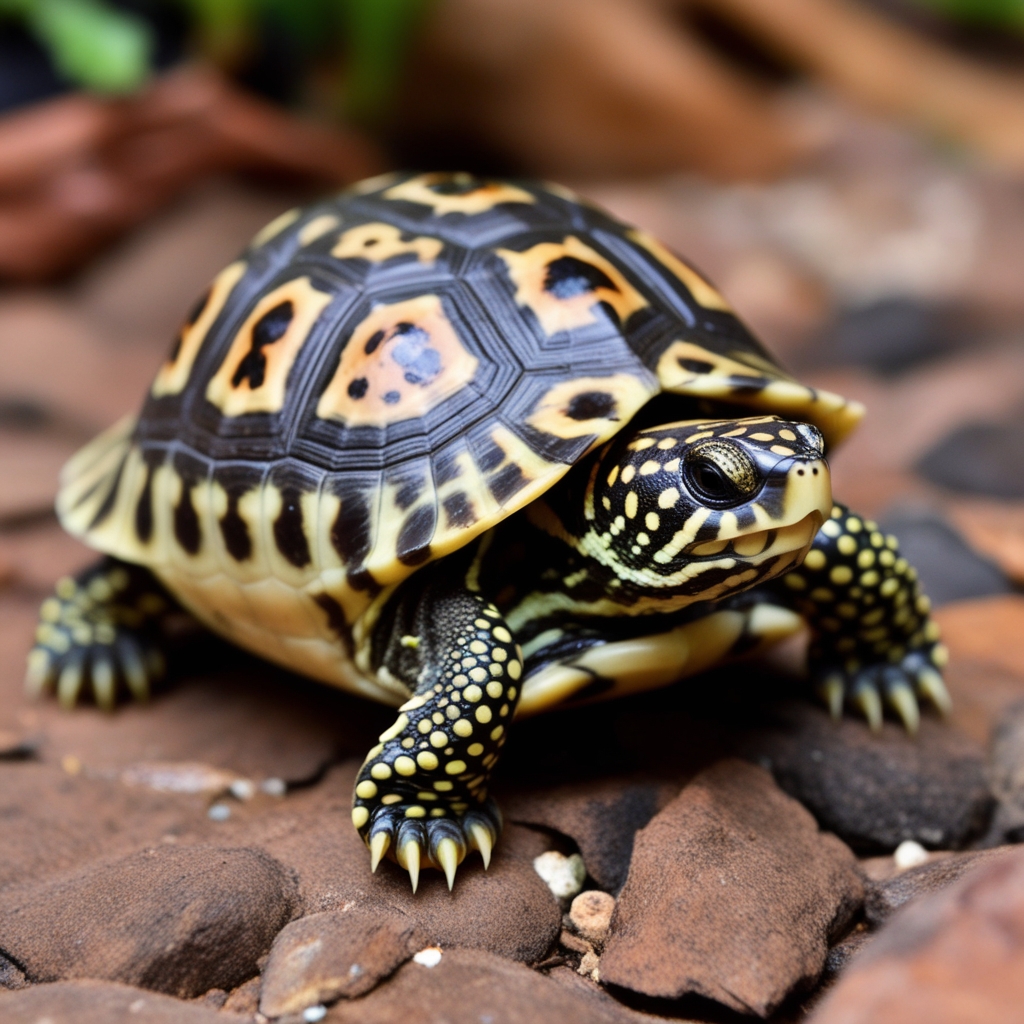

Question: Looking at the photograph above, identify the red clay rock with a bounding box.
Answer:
[260,907,416,1015]
[0,844,297,998]
[503,776,678,891]
[0,980,237,1023]
[600,759,863,1017]
[327,946,636,1024]
[864,847,1017,926]
[223,761,563,964]
[810,846,1024,1024]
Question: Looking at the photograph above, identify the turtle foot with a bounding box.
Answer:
[357,798,502,892]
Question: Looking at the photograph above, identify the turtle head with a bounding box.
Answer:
[581,415,831,608]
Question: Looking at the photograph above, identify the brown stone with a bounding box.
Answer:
[222,976,261,1014]
[936,595,1024,680]
[0,980,236,1023]
[224,761,563,964]
[864,847,1017,926]
[0,844,297,998]
[503,776,678,891]
[569,890,616,947]
[809,846,1024,1024]
[327,946,636,1024]
[600,759,863,1017]
[948,499,1024,586]
[260,907,416,1015]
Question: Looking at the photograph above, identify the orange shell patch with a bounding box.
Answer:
[527,374,657,441]
[498,236,648,336]
[316,294,478,427]
[383,173,536,215]
[206,277,334,417]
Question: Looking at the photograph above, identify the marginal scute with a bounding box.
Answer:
[206,277,333,417]
[151,261,246,398]
[656,341,864,449]
[250,207,300,247]
[627,229,731,311]
[382,173,536,214]
[316,294,478,427]
[332,222,443,264]
[498,236,648,336]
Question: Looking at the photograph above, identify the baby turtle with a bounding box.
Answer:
[29,173,950,891]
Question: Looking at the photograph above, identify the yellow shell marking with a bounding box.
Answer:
[152,261,246,398]
[498,236,648,336]
[332,222,443,264]
[527,373,657,442]
[206,277,333,417]
[317,294,478,428]
[626,229,731,311]
[383,173,536,214]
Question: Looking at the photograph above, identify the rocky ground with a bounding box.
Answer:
[2,117,1024,1022]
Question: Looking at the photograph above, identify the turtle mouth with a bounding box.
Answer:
[685,511,823,562]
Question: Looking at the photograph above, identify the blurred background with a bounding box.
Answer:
[1,0,1024,664]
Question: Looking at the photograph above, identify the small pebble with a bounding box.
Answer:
[261,777,287,797]
[894,839,930,870]
[579,949,601,981]
[302,1006,327,1022]
[229,779,257,801]
[413,947,443,968]
[207,803,231,821]
[569,890,616,946]
[533,851,586,899]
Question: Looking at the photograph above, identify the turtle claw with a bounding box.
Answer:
[885,679,920,736]
[359,800,501,890]
[852,681,883,733]
[916,667,952,717]
[819,673,845,722]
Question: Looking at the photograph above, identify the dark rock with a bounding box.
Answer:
[820,297,962,375]
[808,847,1024,1023]
[0,980,233,1023]
[600,759,863,1017]
[327,947,637,1024]
[217,761,563,964]
[822,926,872,982]
[864,847,1017,926]
[917,419,1024,499]
[0,844,297,998]
[988,698,1024,840]
[502,777,678,891]
[739,701,994,853]
[876,505,1011,606]
[0,952,27,990]
[260,907,416,1016]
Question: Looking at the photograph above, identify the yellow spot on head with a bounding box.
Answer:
[355,780,378,799]
[395,756,416,776]
[486,681,503,698]
[370,763,392,780]
[464,684,482,702]
[508,660,522,680]
[469,667,488,683]
[779,429,797,441]
[475,706,493,724]
[430,731,448,748]
[625,492,638,519]
[659,487,680,509]
[453,719,473,737]
[770,445,795,456]
[639,460,660,476]
[803,549,827,571]
[645,511,660,531]
[857,549,876,568]
[492,625,512,643]
[749,433,775,442]
[417,751,439,770]
[837,535,857,556]
[830,565,853,585]
[846,517,863,533]
[621,465,636,484]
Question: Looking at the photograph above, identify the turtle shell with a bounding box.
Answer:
[57,172,862,696]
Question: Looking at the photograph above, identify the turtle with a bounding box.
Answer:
[29,172,951,892]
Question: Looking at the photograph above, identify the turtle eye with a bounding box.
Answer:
[684,441,759,507]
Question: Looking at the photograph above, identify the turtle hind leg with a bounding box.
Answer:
[26,556,175,710]
[772,502,950,733]
[351,569,523,891]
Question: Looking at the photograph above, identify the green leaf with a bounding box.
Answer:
[29,0,153,93]
[911,0,1024,28]
[339,0,433,123]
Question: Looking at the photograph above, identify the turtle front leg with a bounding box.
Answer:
[773,502,951,732]
[26,556,173,710]
[352,572,523,891]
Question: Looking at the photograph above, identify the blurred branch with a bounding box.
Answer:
[703,0,1024,171]
[0,64,384,281]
